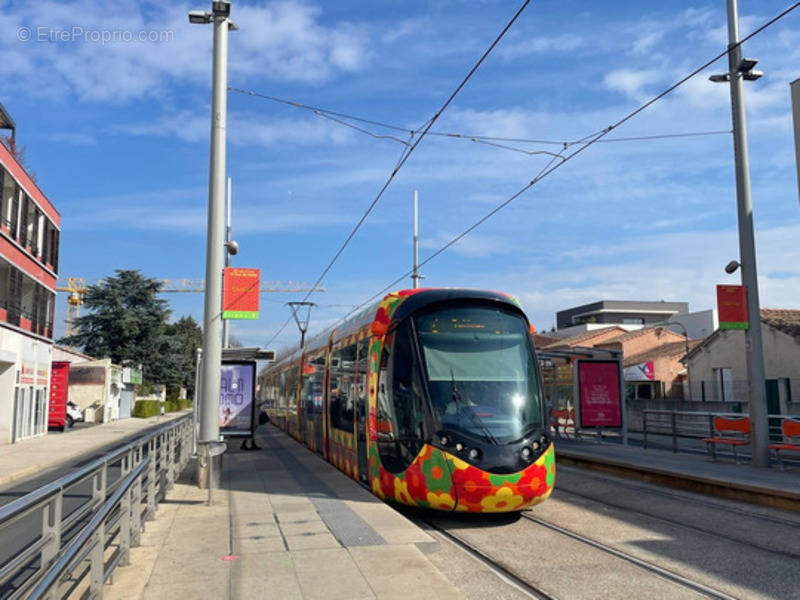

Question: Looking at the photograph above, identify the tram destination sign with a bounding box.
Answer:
[576,359,623,429]
[223,267,260,320]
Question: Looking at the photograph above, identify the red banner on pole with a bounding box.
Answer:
[223,268,260,320]
[578,360,622,428]
[717,284,748,330]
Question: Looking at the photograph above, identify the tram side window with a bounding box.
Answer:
[329,344,357,431]
[304,355,325,415]
[278,371,287,410]
[356,338,370,422]
[288,367,298,413]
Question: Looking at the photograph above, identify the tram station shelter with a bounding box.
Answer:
[0,106,61,444]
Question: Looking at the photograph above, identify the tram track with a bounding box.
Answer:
[419,517,560,600]
[552,484,800,561]
[518,512,738,600]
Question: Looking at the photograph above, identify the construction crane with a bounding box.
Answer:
[55,278,325,337]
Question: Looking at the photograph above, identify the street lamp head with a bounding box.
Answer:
[188,10,212,24]
[225,240,239,255]
[709,73,730,83]
[737,58,759,73]
[725,260,741,274]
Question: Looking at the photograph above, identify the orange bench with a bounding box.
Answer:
[702,415,750,462]
[768,418,800,469]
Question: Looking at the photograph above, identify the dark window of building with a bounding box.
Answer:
[31,208,40,257]
[51,229,59,273]
[19,195,28,246]
[9,185,19,239]
[7,267,22,326]
[622,317,645,325]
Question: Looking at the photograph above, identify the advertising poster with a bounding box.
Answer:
[577,360,622,429]
[624,361,655,382]
[220,361,256,437]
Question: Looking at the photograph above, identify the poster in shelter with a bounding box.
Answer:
[219,362,255,437]
[578,360,622,428]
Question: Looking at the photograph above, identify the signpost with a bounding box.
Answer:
[717,284,749,330]
[223,267,260,320]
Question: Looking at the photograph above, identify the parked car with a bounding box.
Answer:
[66,401,84,428]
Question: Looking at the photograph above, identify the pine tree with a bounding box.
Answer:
[60,270,172,385]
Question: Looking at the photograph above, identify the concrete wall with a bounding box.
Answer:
[0,326,52,444]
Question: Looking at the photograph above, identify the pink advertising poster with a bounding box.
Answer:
[578,360,622,428]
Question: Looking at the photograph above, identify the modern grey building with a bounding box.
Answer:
[556,300,689,330]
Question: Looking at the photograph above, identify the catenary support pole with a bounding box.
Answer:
[198,3,232,487]
[725,0,769,467]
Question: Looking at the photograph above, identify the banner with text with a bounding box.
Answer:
[223,267,260,320]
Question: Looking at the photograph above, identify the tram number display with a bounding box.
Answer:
[576,360,622,429]
[219,361,256,437]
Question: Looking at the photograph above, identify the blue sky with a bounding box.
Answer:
[2,0,799,351]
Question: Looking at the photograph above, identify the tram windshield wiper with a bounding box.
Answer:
[450,368,498,445]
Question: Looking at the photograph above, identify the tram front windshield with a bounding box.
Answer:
[415,304,542,444]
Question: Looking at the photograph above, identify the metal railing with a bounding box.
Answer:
[0,414,192,599]
[641,410,800,454]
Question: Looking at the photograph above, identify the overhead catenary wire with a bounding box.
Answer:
[230,85,734,152]
[261,0,532,349]
[330,2,800,327]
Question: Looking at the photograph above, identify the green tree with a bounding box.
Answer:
[164,316,203,398]
[60,270,171,384]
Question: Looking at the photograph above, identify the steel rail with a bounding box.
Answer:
[420,517,559,600]
[520,513,738,600]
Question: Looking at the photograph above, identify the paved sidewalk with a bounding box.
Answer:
[0,411,190,488]
[555,437,800,510]
[107,426,463,600]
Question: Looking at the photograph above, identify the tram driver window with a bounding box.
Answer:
[377,320,425,473]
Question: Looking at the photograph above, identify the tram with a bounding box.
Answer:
[260,288,554,512]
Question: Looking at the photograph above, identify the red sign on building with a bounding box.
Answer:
[577,360,622,428]
[48,361,70,429]
[223,268,260,320]
[717,284,748,330]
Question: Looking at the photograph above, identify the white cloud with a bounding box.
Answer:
[604,68,663,101]
[2,0,371,103]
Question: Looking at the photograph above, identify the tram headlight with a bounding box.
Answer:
[440,436,450,446]
[455,442,464,452]
[468,448,480,460]
[532,441,540,451]
[521,446,532,460]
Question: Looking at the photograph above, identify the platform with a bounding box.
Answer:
[555,436,800,511]
[107,425,463,600]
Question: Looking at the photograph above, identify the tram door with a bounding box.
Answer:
[356,338,370,482]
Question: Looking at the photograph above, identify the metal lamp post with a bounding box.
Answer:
[709,0,769,467]
[189,0,237,489]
